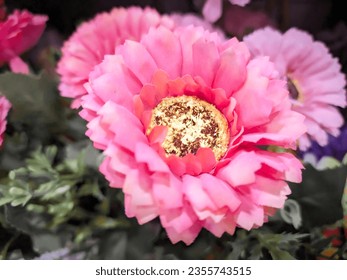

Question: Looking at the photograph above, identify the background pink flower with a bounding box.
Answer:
[244,27,347,150]
[81,26,306,245]
[0,9,48,73]
[57,6,174,108]
[203,0,251,22]
[0,96,11,147]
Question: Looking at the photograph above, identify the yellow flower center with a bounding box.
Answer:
[146,95,230,160]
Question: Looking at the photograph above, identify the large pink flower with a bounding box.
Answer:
[57,6,174,108]
[0,96,11,146]
[0,9,48,73]
[244,27,347,150]
[203,0,251,22]
[81,26,306,245]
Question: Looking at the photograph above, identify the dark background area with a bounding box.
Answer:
[6,0,347,119]
[6,0,347,37]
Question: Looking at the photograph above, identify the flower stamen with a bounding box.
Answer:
[287,77,304,103]
[146,95,230,160]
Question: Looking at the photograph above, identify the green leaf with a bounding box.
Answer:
[289,164,347,229]
[98,232,128,260]
[10,196,31,207]
[342,153,347,165]
[47,201,74,217]
[268,248,296,260]
[74,227,93,244]
[9,187,29,196]
[0,197,14,207]
[31,233,64,255]
[316,156,342,170]
[78,181,104,200]
[0,72,65,136]
[26,204,45,213]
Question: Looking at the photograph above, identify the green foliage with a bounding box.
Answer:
[224,229,308,260]
[289,162,347,229]
[0,72,65,139]
[0,144,129,258]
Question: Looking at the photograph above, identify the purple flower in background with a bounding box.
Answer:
[304,124,347,162]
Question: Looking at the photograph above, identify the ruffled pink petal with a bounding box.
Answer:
[0,96,11,147]
[242,109,306,149]
[247,176,291,208]
[135,142,169,173]
[217,150,262,187]
[234,195,265,230]
[204,214,236,237]
[191,39,220,86]
[183,175,221,221]
[240,149,303,183]
[213,45,248,96]
[195,148,217,173]
[177,26,222,76]
[9,57,29,74]
[152,173,183,209]
[202,0,223,23]
[199,173,241,212]
[105,145,136,177]
[141,26,182,79]
[123,168,155,207]
[95,101,147,151]
[116,40,157,85]
[99,157,126,188]
[160,204,199,235]
[57,7,173,108]
[165,222,202,245]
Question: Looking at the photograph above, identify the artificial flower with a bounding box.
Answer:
[81,26,306,245]
[0,96,11,146]
[57,6,174,108]
[244,27,347,150]
[0,9,48,73]
[202,0,251,23]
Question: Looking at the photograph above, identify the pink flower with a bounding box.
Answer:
[0,9,48,74]
[0,96,11,147]
[244,27,347,150]
[81,26,306,245]
[203,0,251,23]
[57,6,174,108]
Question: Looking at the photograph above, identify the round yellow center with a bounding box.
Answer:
[146,95,230,160]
